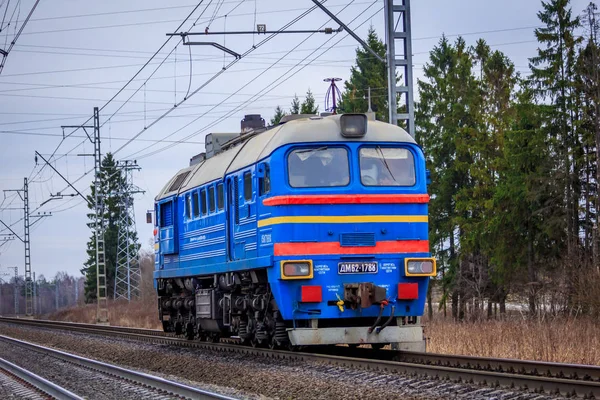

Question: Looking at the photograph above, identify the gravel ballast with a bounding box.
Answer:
[0,366,48,400]
[0,322,570,400]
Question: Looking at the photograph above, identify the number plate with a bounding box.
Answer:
[338,261,378,274]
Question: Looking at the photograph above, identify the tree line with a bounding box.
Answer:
[0,272,83,315]
[269,0,599,318]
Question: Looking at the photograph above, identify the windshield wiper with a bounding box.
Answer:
[376,146,398,183]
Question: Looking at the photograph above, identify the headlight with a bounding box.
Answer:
[281,260,313,279]
[340,114,367,138]
[405,258,436,277]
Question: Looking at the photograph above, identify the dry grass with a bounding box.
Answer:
[424,316,600,365]
[46,297,161,330]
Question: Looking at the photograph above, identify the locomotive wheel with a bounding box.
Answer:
[371,343,385,350]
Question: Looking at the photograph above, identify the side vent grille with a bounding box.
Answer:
[340,233,375,247]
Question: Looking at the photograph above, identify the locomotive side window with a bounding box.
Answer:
[243,171,252,201]
[259,164,271,196]
[185,194,191,220]
[217,183,224,210]
[288,147,350,188]
[209,186,216,213]
[359,147,415,186]
[200,188,207,215]
[192,191,199,218]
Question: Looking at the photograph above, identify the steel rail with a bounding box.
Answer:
[0,334,237,400]
[0,356,83,400]
[1,317,599,398]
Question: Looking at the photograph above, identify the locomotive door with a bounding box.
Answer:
[226,176,239,261]
[158,199,175,254]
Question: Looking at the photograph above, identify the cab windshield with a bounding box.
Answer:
[359,147,415,186]
[288,147,350,188]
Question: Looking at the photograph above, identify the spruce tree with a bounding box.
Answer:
[300,89,319,114]
[576,2,600,269]
[80,153,127,302]
[338,26,389,120]
[416,36,477,319]
[270,105,287,125]
[290,94,300,114]
[529,0,581,263]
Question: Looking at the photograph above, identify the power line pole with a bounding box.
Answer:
[384,0,415,136]
[2,179,51,316]
[23,178,32,316]
[33,271,36,315]
[114,160,144,301]
[63,106,108,324]
[93,108,109,323]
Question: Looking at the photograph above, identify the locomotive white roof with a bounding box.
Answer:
[156,114,415,200]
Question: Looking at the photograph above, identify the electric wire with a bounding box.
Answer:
[16,0,325,224]
[24,1,210,200]
[130,0,376,160]
[112,1,324,156]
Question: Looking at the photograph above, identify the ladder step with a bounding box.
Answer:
[394,59,409,65]
[393,5,407,12]
[396,86,410,93]
[394,32,408,39]
[397,113,410,120]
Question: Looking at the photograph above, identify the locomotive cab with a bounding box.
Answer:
[259,115,434,350]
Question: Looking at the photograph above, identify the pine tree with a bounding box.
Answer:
[290,94,300,114]
[300,89,319,114]
[338,26,389,120]
[270,105,287,126]
[80,153,127,302]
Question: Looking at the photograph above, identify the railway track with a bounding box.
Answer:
[1,316,599,398]
[0,355,82,400]
[0,332,236,400]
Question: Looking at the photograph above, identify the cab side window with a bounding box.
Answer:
[259,164,270,196]
[243,171,252,201]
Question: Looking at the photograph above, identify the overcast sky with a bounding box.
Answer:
[0,0,595,280]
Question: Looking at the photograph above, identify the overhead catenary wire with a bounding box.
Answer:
[23,1,210,198]
[14,0,325,220]
[0,0,40,74]
[126,1,380,159]
[112,1,325,156]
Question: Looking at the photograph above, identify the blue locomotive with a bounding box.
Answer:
[153,113,435,350]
